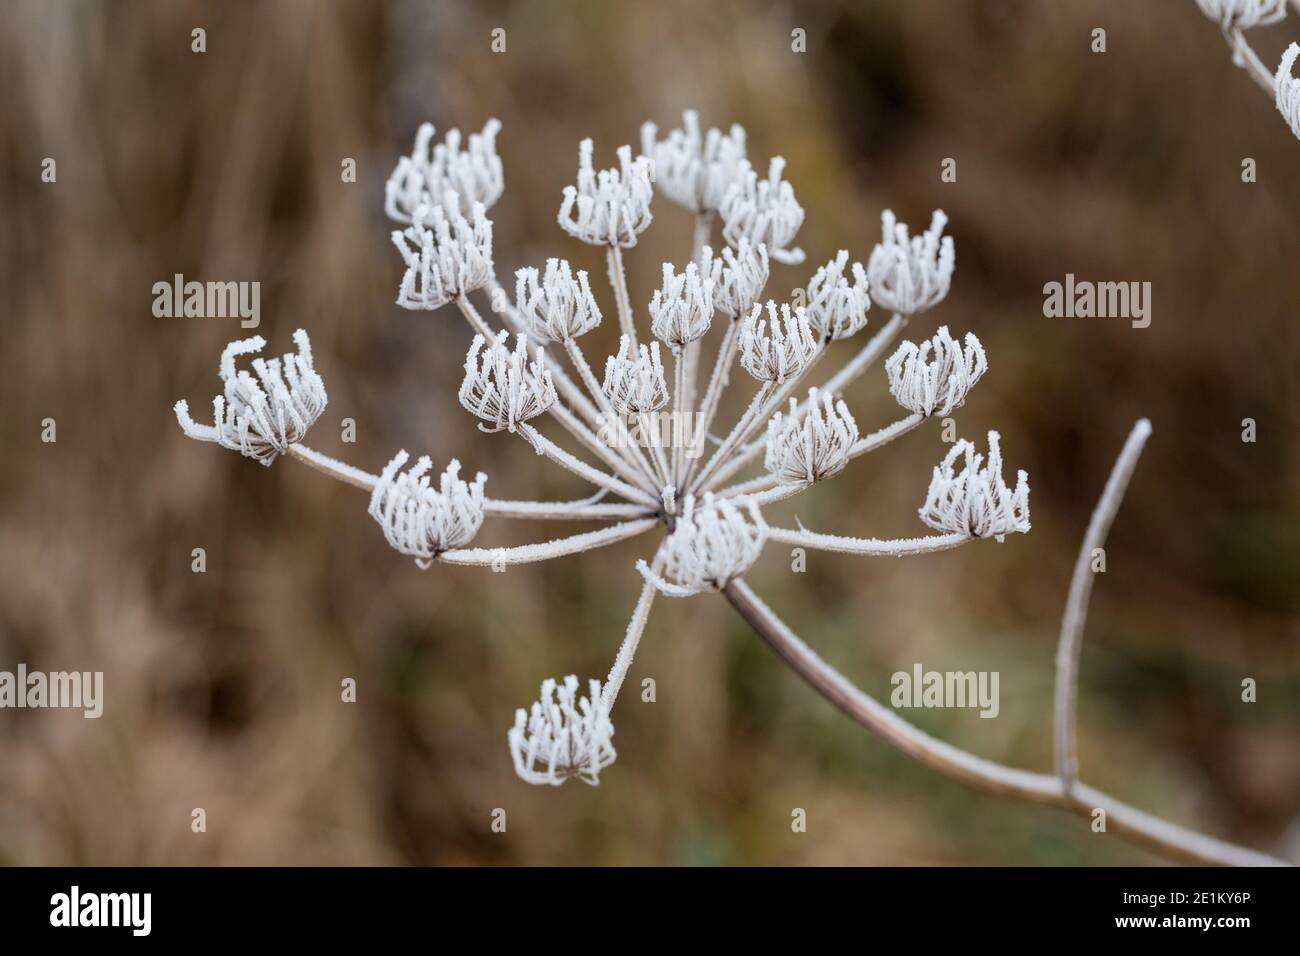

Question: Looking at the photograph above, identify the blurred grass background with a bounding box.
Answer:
[0,0,1297,865]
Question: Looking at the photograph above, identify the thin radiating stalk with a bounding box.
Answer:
[438,519,657,566]
[1053,418,1152,788]
[766,526,970,556]
[483,498,653,520]
[607,245,637,347]
[722,579,1286,867]
[563,337,660,487]
[549,399,656,491]
[602,557,663,710]
[519,424,659,508]
[688,381,774,493]
[286,443,377,490]
[681,319,740,486]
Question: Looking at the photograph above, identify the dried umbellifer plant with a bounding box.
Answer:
[173,110,1286,866]
[1193,0,1300,140]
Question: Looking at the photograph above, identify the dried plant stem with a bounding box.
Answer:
[562,337,659,486]
[722,578,1286,867]
[689,381,774,493]
[602,562,662,709]
[683,319,741,482]
[607,245,637,347]
[1226,27,1276,93]
[286,443,377,490]
[518,425,659,507]
[548,399,653,490]
[766,526,970,556]
[439,518,657,566]
[1053,418,1152,787]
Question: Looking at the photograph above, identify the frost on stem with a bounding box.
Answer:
[804,250,871,341]
[719,157,805,265]
[649,258,717,350]
[384,119,504,223]
[713,238,770,318]
[1194,0,1286,30]
[459,332,557,444]
[739,301,818,383]
[557,139,654,248]
[174,328,326,465]
[641,110,749,215]
[867,210,955,316]
[886,326,987,417]
[920,431,1030,541]
[765,387,859,485]
[637,494,767,597]
[1276,43,1300,140]
[391,194,495,310]
[602,336,669,413]
[509,675,616,786]
[515,258,602,343]
[369,451,487,568]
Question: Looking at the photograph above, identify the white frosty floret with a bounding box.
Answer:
[867,209,955,316]
[602,336,669,413]
[515,258,601,343]
[713,239,770,318]
[765,388,859,485]
[637,494,767,597]
[391,194,494,310]
[384,120,504,223]
[886,326,987,417]
[509,675,616,786]
[919,430,1030,541]
[649,258,717,350]
[1276,43,1300,140]
[739,301,818,384]
[369,451,487,568]
[640,110,748,214]
[719,157,805,265]
[174,328,326,465]
[459,332,557,441]
[1195,0,1286,30]
[557,139,654,247]
[805,250,870,341]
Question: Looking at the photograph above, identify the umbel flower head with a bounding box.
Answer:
[739,301,818,383]
[886,326,987,417]
[638,494,767,596]
[713,238,770,318]
[509,675,616,786]
[602,336,669,413]
[1276,43,1300,140]
[1194,0,1286,30]
[384,119,504,223]
[557,139,654,247]
[649,257,718,350]
[765,388,859,485]
[867,209,955,316]
[720,157,805,265]
[369,451,487,568]
[459,332,557,441]
[804,250,871,341]
[640,109,748,214]
[515,258,601,343]
[174,328,326,465]
[391,194,495,310]
[919,431,1030,541]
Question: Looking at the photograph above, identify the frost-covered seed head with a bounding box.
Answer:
[804,250,871,341]
[515,258,601,343]
[557,139,654,247]
[640,110,748,214]
[391,194,494,310]
[886,326,987,417]
[459,332,557,438]
[649,257,717,350]
[646,494,767,595]
[1276,43,1300,140]
[719,157,805,265]
[369,451,487,568]
[509,675,616,786]
[713,239,770,319]
[602,336,669,414]
[764,388,859,485]
[919,431,1030,541]
[173,328,326,465]
[739,301,819,383]
[384,120,504,223]
[1195,0,1286,30]
[867,209,955,316]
